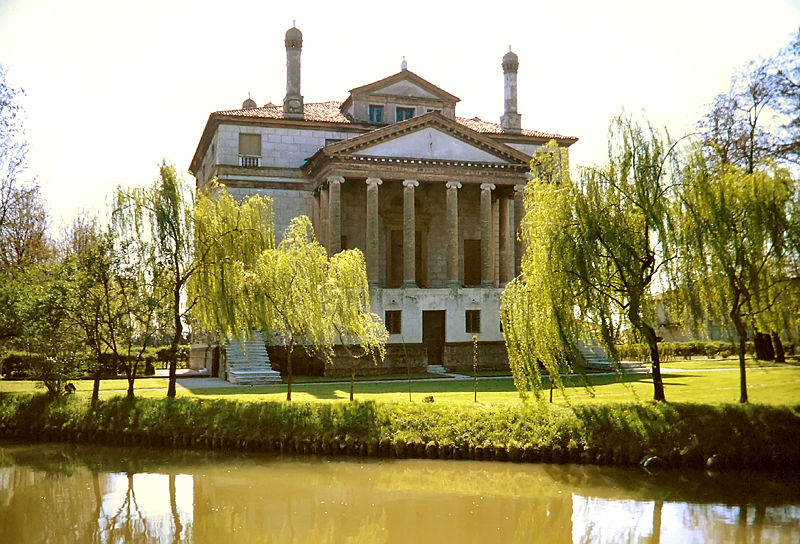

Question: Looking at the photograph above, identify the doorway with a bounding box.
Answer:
[422,310,446,365]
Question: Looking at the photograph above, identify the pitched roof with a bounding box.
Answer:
[347,69,460,102]
[456,116,578,141]
[214,101,351,123]
[213,101,577,141]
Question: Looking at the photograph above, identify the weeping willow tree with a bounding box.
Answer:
[326,249,388,401]
[190,182,275,345]
[503,117,681,403]
[247,216,332,401]
[110,184,169,398]
[113,164,199,397]
[192,187,386,401]
[677,154,798,403]
[502,142,580,401]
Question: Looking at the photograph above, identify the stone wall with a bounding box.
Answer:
[443,342,509,373]
[266,344,427,377]
[216,124,355,169]
[228,187,313,242]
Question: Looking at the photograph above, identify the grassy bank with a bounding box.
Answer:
[0,394,797,469]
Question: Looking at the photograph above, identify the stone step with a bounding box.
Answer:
[577,340,651,374]
[225,331,282,385]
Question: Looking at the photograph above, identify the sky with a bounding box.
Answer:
[1,0,798,233]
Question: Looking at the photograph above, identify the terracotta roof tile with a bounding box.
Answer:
[214,101,352,123]
[214,101,577,141]
[456,116,577,141]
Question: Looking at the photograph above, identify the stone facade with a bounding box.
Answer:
[189,25,577,378]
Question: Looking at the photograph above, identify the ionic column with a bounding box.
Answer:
[480,183,496,286]
[319,185,330,250]
[402,179,419,288]
[365,177,382,287]
[445,181,462,288]
[499,193,513,284]
[513,184,526,276]
[327,175,344,254]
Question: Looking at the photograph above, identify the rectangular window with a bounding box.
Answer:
[385,310,402,334]
[463,239,481,286]
[238,133,261,167]
[396,107,414,122]
[465,310,481,334]
[369,105,384,123]
[387,229,403,288]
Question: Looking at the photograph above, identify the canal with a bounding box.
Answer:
[0,441,798,542]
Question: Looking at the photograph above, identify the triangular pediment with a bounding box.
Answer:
[348,70,460,103]
[320,112,531,164]
[353,128,508,162]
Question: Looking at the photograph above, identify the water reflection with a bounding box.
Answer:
[0,442,798,543]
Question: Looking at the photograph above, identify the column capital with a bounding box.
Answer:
[514,184,526,194]
[365,177,383,187]
[445,181,462,190]
[480,183,496,192]
[402,179,419,188]
[327,175,345,185]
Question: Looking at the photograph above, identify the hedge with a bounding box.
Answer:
[0,394,798,469]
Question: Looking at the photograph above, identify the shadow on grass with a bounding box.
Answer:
[180,371,684,401]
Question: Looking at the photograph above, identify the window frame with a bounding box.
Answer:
[368,105,384,124]
[395,106,415,122]
[385,310,402,335]
[465,310,481,334]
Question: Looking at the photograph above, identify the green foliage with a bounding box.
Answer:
[676,154,799,402]
[190,182,276,342]
[504,116,679,402]
[14,262,87,394]
[192,186,386,401]
[616,341,752,362]
[1,394,798,468]
[114,163,196,397]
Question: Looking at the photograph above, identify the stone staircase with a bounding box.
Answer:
[577,340,650,374]
[225,332,283,385]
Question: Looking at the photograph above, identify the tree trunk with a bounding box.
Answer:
[127,377,135,399]
[167,288,182,398]
[350,360,355,402]
[753,329,774,361]
[732,313,749,403]
[771,331,785,363]
[286,341,293,402]
[642,324,666,402]
[92,368,101,404]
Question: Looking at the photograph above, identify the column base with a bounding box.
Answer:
[481,281,495,288]
[446,280,461,290]
[402,281,417,289]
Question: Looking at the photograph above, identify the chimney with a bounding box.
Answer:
[500,46,521,134]
[283,23,304,119]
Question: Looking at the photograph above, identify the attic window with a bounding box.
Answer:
[369,105,383,123]
[238,133,261,167]
[396,107,414,122]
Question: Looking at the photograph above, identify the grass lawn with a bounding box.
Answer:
[4,366,799,406]
[130,366,800,406]
[0,378,169,394]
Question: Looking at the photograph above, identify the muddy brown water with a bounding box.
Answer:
[0,441,798,543]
